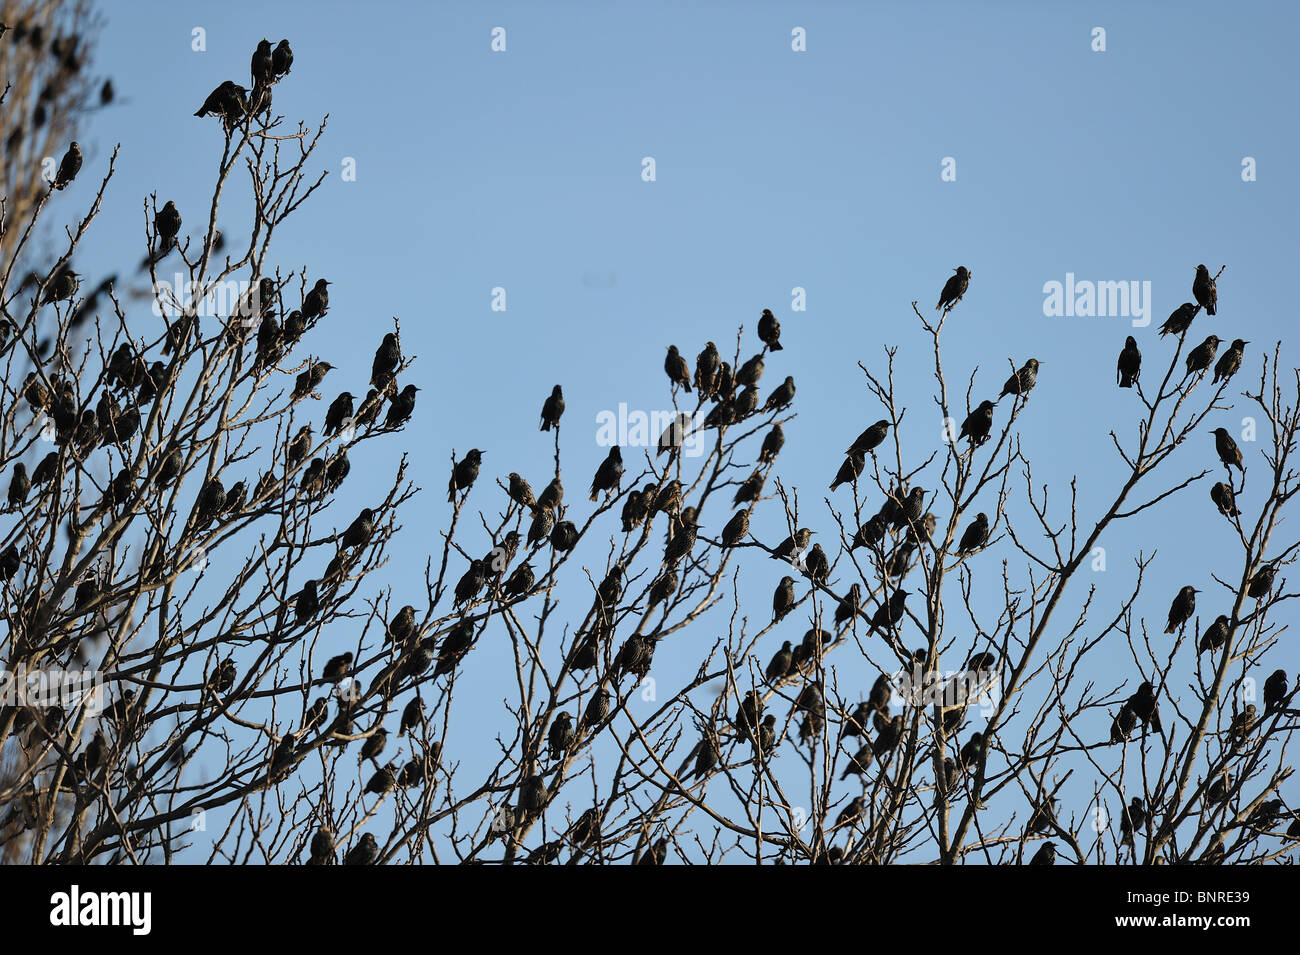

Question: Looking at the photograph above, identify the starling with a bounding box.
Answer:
[646,568,678,611]
[804,542,829,583]
[765,641,793,683]
[454,559,486,604]
[7,464,29,510]
[270,38,293,77]
[733,469,765,506]
[551,520,580,552]
[848,419,891,456]
[208,658,237,694]
[503,472,536,513]
[1159,303,1198,338]
[957,512,990,554]
[341,508,375,550]
[292,360,333,400]
[773,576,796,623]
[583,690,611,729]
[41,268,79,304]
[687,735,718,779]
[772,527,813,564]
[383,383,418,429]
[721,509,750,548]
[850,514,887,551]
[1185,335,1221,376]
[869,589,909,636]
[636,838,669,866]
[694,341,721,396]
[589,446,623,501]
[1128,681,1162,733]
[1199,614,1231,654]
[548,711,574,760]
[536,476,564,513]
[152,444,183,488]
[1211,427,1243,472]
[286,425,312,468]
[663,515,697,566]
[841,701,872,741]
[52,141,81,190]
[1029,841,1056,866]
[1263,669,1288,716]
[1117,335,1142,388]
[735,354,765,389]
[840,745,874,781]
[296,579,320,623]
[759,422,785,463]
[568,633,600,670]
[1109,701,1137,745]
[762,375,796,414]
[753,713,778,757]
[359,727,388,764]
[1193,264,1217,316]
[657,412,692,457]
[734,690,763,744]
[194,478,226,526]
[937,266,971,311]
[999,359,1041,402]
[1247,563,1275,599]
[1210,481,1239,517]
[527,507,555,546]
[302,278,330,320]
[250,38,274,85]
[1213,339,1247,384]
[322,652,353,682]
[0,544,21,582]
[664,345,691,391]
[959,732,984,771]
[323,392,354,436]
[834,583,862,627]
[702,397,736,430]
[370,332,401,390]
[299,457,326,497]
[155,200,181,247]
[1228,704,1256,746]
[539,385,565,431]
[433,621,474,678]
[758,308,784,351]
[448,449,483,502]
[1158,585,1197,636]
[327,452,351,492]
[829,450,865,491]
[614,634,655,679]
[959,400,995,447]
[23,373,51,413]
[872,714,904,758]
[894,487,926,530]
[194,80,248,126]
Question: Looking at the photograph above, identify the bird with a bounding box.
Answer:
[527,508,555,547]
[959,400,995,447]
[1211,427,1243,472]
[829,450,865,491]
[343,832,378,865]
[1165,586,1197,634]
[803,543,829,583]
[583,690,610,729]
[539,385,564,431]
[733,386,759,418]
[454,559,486,604]
[734,690,764,744]
[1193,264,1217,316]
[686,736,718,780]
[850,515,887,551]
[835,583,862,627]
[385,384,419,428]
[694,341,721,396]
[7,464,30,510]
[386,605,417,646]
[286,425,312,468]
[736,354,765,388]
[1228,704,1256,746]
[646,568,678,611]
[772,527,813,564]
[1199,614,1231,654]
[1185,335,1221,376]
[999,359,1040,402]
[41,268,79,304]
[292,360,333,400]
[762,375,796,413]
[506,472,536,512]
[302,278,330,320]
[272,39,293,78]
[322,652,353,681]
[1159,303,1198,338]
[957,512,989,554]
[840,745,874,781]
[1029,841,1056,865]
[620,487,649,532]
[329,450,351,492]
[548,711,574,760]
[720,509,750,548]
[869,589,909,636]
[1247,563,1276,599]
[1263,669,1288,716]
[194,80,248,127]
[663,514,697,566]
[550,520,580,552]
[295,579,320,623]
[733,470,765,506]
[448,449,483,502]
[1110,703,1137,744]
[536,476,564,513]
[1117,336,1142,388]
[1128,681,1162,733]
[936,266,970,311]
[664,345,691,391]
[250,38,274,86]
[155,200,182,245]
[359,727,388,764]
[765,641,793,684]
[758,308,784,351]
[341,508,375,549]
[370,333,401,390]
[589,446,623,501]
[323,392,354,436]
[52,141,81,189]
[872,713,904,758]
[1213,339,1248,384]
[1210,481,1239,517]
[848,419,891,455]
[194,478,226,527]
[773,576,796,623]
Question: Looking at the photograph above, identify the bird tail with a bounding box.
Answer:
[194,108,206,117]
[770,342,784,351]
[540,420,551,432]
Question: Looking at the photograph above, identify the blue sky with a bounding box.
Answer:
[53,1,1300,860]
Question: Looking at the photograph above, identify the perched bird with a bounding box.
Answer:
[733,470,765,506]
[646,567,678,611]
[1128,681,1162,733]
[957,512,989,554]
[1263,669,1288,716]
[772,527,813,564]
[772,576,796,623]
[155,200,182,245]
[733,386,759,418]
[721,509,750,548]
[893,487,926,530]
[621,486,649,532]
[194,478,226,527]
[41,268,79,304]
[758,308,784,351]
[736,354,765,388]
[936,266,970,311]
[756,423,785,464]
[1198,614,1231,654]
[589,446,623,501]
[835,583,862,627]
[959,732,984,771]
[359,727,388,764]
[762,376,796,413]
[850,515,887,551]
[286,425,312,468]
[1210,481,1239,517]
[1211,427,1243,472]
[448,449,483,502]
[370,332,401,390]
[272,39,293,78]
[999,359,1040,402]
[872,714,904,758]
[869,589,909,636]
[302,278,330,320]
[539,385,564,431]
[754,714,777,757]
[840,745,874,781]
[343,832,378,866]
[848,419,891,456]
[194,80,248,127]
[1193,264,1217,316]
[636,838,669,866]
[694,341,721,396]
[250,38,274,86]
[1227,704,1256,746]
[959,400,995,447]
[1213,339,1248,384]
[1110,703,1137,744]
[548,711,575,760]
[454,559,486,604]
[51,141,81,190]
[385,384,419,428]
[829,450,865,491]
[292,360,333,400]
[583,690,611,729]
[536,476,564,513]
[527,508,555,547]
[341,507,375,549]
[687,736,718,780]
[322,652,353,681]
[664,345,691,392]
[1029,841,1056,866]
[1159,303,1198,338]
[507,472,536,512]
[387,605,417,646]
[1185,335,1221,376]
[1247,563,1276,599]
[803,543,829,583]
[656,413,692,457]
[1117,336,1142,388]
[1165,586,1197,634]
[551,520,580,552]
[295,579,320,623]
[734,690,764,744]
[663,514,697,566]
[323,392,354,436]
[7,464,30,510]
[765,641,793,683]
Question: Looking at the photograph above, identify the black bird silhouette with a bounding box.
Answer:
[829,450,864,491]
[1211,427,1243,472]
[758,308,784,351]
[1210,481,1239,517]
[957,512,989,554]
[540,384,564,431]
[763,375,796,412]
[302,278,330,320]
[1263,669,1288,716]
[1185,335,1221,375]
[341,508,375,549]
[958,400,995,447]
[1247,563,1275,599]
[322,652,352,682]
[370,333,401,390]
[848,419,891,455]
[548,711,574,760]
[1164,585,1197,634]
[1159,302,1198,337]
[1117,335,1142,387]
[194,80,248,127]
[869,589,909,636]
[1193,264,1217,315]
[760,422,785,462]
[448,449,483,502]
[52,141,81,190]
[292,360,333,400]
[664,345,691,391]
[765,641,793,683]
[936,266,970,311]
[1199,614,1231,654]
[7,464,30,510]
[1029,841,1056,866]
[694,341,721,396]
[323,391,354,436]
[272,39,293,79]
[736,354,765,388]
[589,446,623,501]
[999,359,1040,401]
[772,576,796,623]
[1213,339,1247,384]
[1128,681,1162,733]
[385,383,419,428]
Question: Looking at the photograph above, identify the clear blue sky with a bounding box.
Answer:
[60,0,1300,860]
